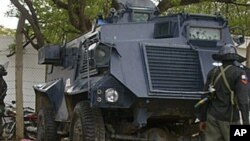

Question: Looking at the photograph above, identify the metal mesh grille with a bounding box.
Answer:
[80,60,97,77]
[79,52,97,78]
[145,46,203,93]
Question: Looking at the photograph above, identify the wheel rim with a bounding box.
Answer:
[73,118,83,141]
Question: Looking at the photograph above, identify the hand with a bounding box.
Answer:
[199,122,206,132]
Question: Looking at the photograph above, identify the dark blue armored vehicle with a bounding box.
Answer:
[33,0,244,141]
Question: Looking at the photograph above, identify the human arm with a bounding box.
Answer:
[235,72,249,125]
[196,70,214,131]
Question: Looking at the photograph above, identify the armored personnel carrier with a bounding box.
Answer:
[33,0,243,140]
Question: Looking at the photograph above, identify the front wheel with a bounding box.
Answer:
[37,107,59,141]
[70,101,105,141]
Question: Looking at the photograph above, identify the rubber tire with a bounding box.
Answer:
[70,101,105,141]
[37,107,58,141]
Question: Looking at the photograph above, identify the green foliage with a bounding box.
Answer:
[31,0,111,44]
[5,2,19,18]
[166,0,250,36]
[32,0,78,44]
[85,0,108,20]
[7,0,111,45]
[0,26,15,36]
[170,0,181,6]
[8,42,16,54]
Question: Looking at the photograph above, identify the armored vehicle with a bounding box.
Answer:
[33,0,244,140]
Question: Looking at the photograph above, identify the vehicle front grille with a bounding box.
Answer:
[144,45,203,95]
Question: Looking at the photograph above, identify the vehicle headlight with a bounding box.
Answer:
[105,88,119,103]
[95,44,110,67]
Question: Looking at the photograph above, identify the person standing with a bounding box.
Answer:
[197,44,249,141]
[0,64,7,116]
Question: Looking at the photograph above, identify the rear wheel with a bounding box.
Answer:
[37,107,58,141]
[70,101,105,141]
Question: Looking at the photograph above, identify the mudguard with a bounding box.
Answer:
[33,78,68,121]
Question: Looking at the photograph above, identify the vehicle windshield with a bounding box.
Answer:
[188,27,221,41]
[133,12,149,22]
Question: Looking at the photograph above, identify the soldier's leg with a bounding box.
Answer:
[218,120,236,141]
[205,114,224,141]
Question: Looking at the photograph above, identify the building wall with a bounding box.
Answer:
[0,36,45,108]
[237,37,250,60]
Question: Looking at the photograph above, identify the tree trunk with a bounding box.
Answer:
[15,14,25,140]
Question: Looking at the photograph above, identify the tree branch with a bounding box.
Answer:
[24,0,39,28]
[67,0,80,30]
[111,0,120,9]
[79,0,88,32]
[23,28,38,49]
[6,35,36,57]
[51,0,69,10]
[10,0,44,49]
